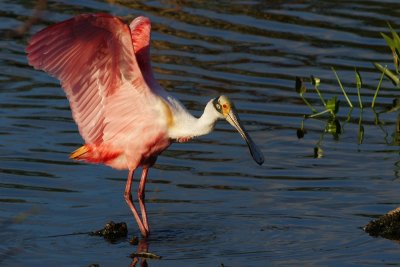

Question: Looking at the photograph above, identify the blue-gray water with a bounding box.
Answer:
[1,1,400,266]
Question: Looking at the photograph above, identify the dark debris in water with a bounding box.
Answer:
[364,207,400,240]
[90,221,128,242]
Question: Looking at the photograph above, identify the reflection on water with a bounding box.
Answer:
[1,0,400,266]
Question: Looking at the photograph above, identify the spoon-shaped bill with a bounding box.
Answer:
[225,108,264,165]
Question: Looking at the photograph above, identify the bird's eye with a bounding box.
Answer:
[212,98,223,113]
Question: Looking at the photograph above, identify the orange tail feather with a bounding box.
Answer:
[69,144,122,165]
[70,145,88,160]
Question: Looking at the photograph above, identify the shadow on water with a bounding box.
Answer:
[2,0,400,266]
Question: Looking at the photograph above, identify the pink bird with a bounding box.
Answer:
[26,13,264,237]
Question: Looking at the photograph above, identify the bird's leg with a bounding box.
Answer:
[138,168,149,233]
[124,169,149,237]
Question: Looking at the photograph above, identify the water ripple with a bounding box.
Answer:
[1,1,400,266]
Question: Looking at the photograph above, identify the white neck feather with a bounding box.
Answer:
[167,99,222,140]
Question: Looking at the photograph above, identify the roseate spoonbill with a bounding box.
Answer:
[26,13,264,237]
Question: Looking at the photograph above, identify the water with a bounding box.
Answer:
[1,0,400,266]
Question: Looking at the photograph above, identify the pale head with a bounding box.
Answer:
[212,95,264,165]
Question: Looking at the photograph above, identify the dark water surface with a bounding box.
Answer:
[2,0,400,266]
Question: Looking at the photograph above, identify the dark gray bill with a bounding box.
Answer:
[225,108,264,165]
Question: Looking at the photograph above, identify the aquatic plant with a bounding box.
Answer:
[296,24,400,155]
[375,23,400,87]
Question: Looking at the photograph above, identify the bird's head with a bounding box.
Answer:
[212,95,264,165]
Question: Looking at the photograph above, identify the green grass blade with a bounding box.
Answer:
[300,95,317,113]
[331,67,353,108]
[388,23,400,73]
[381,32,395,48]
[373,62,400,86]
[394,48,400,74]
[388,22,400,48]
[358,110,364,145]
[371,67,386,108]
[307,109,330,118]
[311,75,326,106]
[355,68,363,109]
[381,31,399,73]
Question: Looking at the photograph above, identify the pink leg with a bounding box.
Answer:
[138,168,150,233]
[129,238,149,267]
[124,169,149,237]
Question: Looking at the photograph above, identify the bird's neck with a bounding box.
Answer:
[168,100,220,141]
[193,106,219,136]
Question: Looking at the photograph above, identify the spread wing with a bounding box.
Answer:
[26,14,162,148]
[129,16,168,96]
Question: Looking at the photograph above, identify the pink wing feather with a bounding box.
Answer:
[26,14,170,170]
[129,16,168,96]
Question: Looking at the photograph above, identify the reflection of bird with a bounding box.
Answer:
[26,13,264,237]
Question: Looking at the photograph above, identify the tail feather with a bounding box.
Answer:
[70,145,88,159]
[69,144,122,165]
